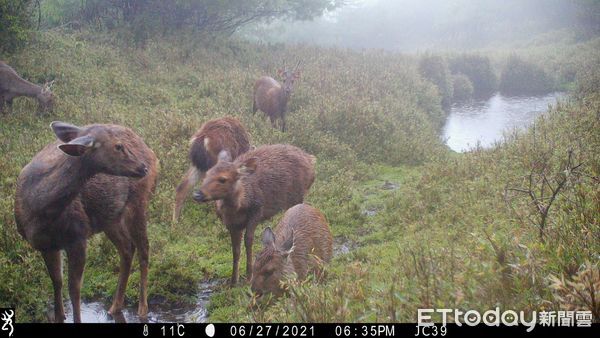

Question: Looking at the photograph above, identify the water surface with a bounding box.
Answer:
[443,92,565,152]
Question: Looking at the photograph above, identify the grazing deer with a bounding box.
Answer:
[252,61,301,132]
[251,204,333,297]
[193,144,316,285]
[0,61,54,114]
[173,117,251,223]
[14,122,158,322]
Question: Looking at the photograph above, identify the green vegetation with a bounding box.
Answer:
[448,54,498,98]
[418,54,453,109]
[0,0,36,53]
[0,29,598,323]
[451,73,474,102]
[499,55,553,96]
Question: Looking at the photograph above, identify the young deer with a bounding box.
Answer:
[251,204,333,297]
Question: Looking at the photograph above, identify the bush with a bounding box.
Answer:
[0,0,35,53]
[499,55,554,96]
[575,55,600,99]
[451,73,474,102]
[449,54,497,98]
[418,54,453,109]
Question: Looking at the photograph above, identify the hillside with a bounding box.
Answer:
[0,30,598,322]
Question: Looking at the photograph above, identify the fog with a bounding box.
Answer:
[240,0,594,51]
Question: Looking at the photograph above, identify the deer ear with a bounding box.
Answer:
[262,227,275,247]
[217,150,232,162]
[280,231,295,257]
[51,121,81,142]
[58,135,95,157]
[238,157,257,175]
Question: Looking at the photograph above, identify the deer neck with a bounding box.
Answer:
[279,89,290,111]
[14,77,43,98]
[24,151,94,217]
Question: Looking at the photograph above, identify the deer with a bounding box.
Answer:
[173,117,251,224]
[252,61,302,132]
[0,61,55,114]
[14,121,158,323]
[192,144,316,285]
[251,204,333,297]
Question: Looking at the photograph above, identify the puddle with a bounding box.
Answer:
[381,180,399,190]
[57,280,220,323]
[362,207,378,217]
[333,237,358,256]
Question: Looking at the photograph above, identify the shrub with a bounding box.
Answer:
[575,55,600,99]
[449,54,497,98]
[499,55,554,96]
[418,54,453,109]
[451,73,473,102]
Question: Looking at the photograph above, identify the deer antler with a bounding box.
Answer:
[294,60,302,71]
[42,80,55,94]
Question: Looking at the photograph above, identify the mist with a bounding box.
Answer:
[240,0,596,51]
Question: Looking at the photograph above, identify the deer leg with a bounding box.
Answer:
[252,100,257,114]
[105,226,135,315]
[66,240,87,323]
[41,250,65,323]
[269,115,277,129]
[132,212,150,318]
[244,226,256,282]
[229,228,243,285]
[281,117,286,132]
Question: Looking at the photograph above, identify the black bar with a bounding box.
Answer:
[12,323,600,338]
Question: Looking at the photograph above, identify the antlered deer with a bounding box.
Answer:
[252,61,301,132]
[193,144,316,285]
[173,117,250,223]
[251,204,333,297]
[14,122,158,323]
[0,61,54,114]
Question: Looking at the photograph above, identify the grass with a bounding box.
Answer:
[0,29,598,323]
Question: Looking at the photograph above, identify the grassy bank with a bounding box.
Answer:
[0,30,598,322]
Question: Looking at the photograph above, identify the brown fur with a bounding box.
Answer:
[251,204,333,297]
[14,122,158,322]
[0,61,54,114]
[252,67,300,132]
[173,117,250,223]
[193,144,316,285]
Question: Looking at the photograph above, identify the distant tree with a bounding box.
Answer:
[58,0,344,36]
[452,73,473,103]
[418,54,453,109]
[0,0,35,53]
[449,54,497,98]
[499,55,553,96]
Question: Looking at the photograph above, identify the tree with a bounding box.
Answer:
[70,0,344,35]
[0,0,35,53]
